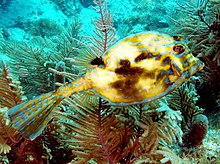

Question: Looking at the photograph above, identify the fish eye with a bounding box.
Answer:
[173,45,185,54]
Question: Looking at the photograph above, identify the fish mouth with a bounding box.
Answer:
[193,59,204,72]
[197,60,205,71]
[187,58,204,78]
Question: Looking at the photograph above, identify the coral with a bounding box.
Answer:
[114,0,172,37]
[51,0,79,16]
[197,59,220,116]
[1,0,217,163]
[0,62,26,108]
[6,139,49,164]
[0,109,19,155]
[40,123,75,163]
[55,96,183,163]
[53,61,66,89]
[0,16,87,97]
[166,80,204,132]
[169,0,220,121]
[182,114,208,149]
[0,40,56,97]
[166,79,209,153]
[0,63,23,155]
[79,0,93,8]
[171,0,220,64]
[56,18,85,60]
[180,128,220,164]
[0,30,83,97]
[70,0,116,71]
[56,97,138,163]
[90,0,116,55]
[31,18,62,37]
[0,0,12,9]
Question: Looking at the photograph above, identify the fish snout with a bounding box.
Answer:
[189,58,204,77]
[197,59,205,71]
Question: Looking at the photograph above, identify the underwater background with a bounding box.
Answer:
[0,0,219,163]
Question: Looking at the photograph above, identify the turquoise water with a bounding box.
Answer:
[0,0,219,163]
[0,0,180,40]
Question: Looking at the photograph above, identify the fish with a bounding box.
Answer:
[7,31,204,140]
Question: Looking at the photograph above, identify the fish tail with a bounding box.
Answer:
[8,92,63,140]
[8,76,94,140]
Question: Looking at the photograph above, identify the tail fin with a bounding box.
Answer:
[8,76,94,140]
[8,92,63,140]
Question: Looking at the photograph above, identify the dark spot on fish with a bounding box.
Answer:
[143,71,156,79]
[111,77,139,98]
[115,59,131,75]
[120,59,130,67]
[154,53,162,61]
[162,57,171,66]
[156,70,166,81]
[115,64,144,76]
[90,57,105,66]
[165,77,175,85]
[112,68,158,98]
[113,60,146,98]
[135,52,150,62]
[167,69,174,75]
[115,59,144,76]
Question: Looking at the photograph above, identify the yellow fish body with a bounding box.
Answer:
[8,31,204,139]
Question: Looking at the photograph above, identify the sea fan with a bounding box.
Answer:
[0,62,24,154]
[197,59,220,117]
[157,146,184,164]
[0,40,56,96]
[166,80,204,131]
[70,0,116,71]
[169,0,219,131]
[136,101,183,163]
[0,26,85,97]
[170,0,220,65]
[54,97,183,163]
[0,111,20,154]
[56,95,137,163]
[0,62,26,108]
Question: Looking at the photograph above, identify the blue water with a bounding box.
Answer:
[0,0,181,40]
